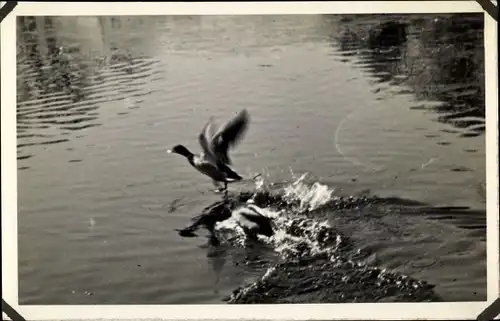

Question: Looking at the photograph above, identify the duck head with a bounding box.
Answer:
[168,145,193,158]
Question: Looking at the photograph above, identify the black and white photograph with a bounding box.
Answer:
[1,1,498,320]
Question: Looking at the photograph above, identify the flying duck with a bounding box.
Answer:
[168,109,250,198]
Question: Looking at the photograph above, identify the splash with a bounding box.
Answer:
[212,172,344,263]
[269,217,343,261]
[205,172,440,303]
[283,173,334,212]
[253,174,266,192]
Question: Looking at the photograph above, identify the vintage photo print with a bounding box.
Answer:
[1,1,498,320]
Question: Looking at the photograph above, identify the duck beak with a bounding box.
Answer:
[167,149,172,154]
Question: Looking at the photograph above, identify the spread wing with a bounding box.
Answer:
[210,109,250,165]
[198,117,217,162]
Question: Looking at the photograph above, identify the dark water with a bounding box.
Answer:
[16,14,486,304]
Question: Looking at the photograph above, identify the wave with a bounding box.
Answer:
[177,173,452,303]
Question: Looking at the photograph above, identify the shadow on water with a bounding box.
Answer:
[326,14,485,138]
[16,16,165,167]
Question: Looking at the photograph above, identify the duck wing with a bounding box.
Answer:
[210,109,250,165]
[198,117,218,162]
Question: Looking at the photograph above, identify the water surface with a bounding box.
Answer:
[17,14,486,304]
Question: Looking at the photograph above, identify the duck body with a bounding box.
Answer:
[176,200,274,243]
[168,109,250,195]
[191,152,243,183]
[232,202,274,239]
[169,145,243,184]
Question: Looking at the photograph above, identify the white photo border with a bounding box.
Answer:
[1,1,498,320]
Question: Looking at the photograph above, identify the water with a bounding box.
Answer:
[16,14,486,304]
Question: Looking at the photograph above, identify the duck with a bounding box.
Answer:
[168,109,250,199]
[176,198,274,243]
[176,201,232,238]
[231,199,274,239]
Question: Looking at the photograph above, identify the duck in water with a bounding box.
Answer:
[231,199,274,240]
[168,109,250,199]
[176,198,274,244]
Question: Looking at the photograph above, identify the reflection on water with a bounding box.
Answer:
[16,14,486,165]
[16,16,165,165]
[16,14,486,305]
[329,14,485,137]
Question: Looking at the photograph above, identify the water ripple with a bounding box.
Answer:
[328,14,485,137]
[17,17,165,160]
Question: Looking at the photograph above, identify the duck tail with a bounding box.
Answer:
[226,170,243,181]
[216,162,243,181]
